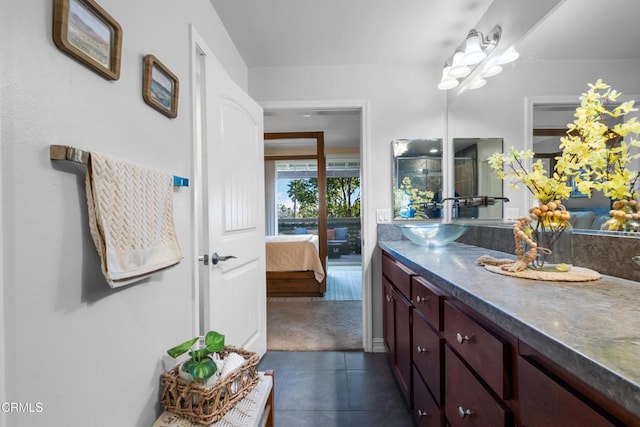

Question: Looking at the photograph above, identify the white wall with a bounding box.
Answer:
[0,1,245,426]
[250,64,446,342]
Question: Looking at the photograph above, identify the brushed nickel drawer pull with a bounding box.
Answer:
[416,345,429,353]
[458,406,472,418]
[415,295,429,303]
[417,409,429,417]
[456,332,472,344]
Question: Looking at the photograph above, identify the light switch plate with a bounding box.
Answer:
[376,208,392,223]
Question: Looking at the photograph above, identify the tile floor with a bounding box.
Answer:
[257,351,415,427]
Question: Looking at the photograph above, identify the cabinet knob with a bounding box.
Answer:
[458,406,472,418]
[417,409,429,417]
[456,332,472,344]
[416,345,429,354]
[415,295,429,303]
[386,294,394,302]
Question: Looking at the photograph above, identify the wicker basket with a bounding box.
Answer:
[160,346,260,425]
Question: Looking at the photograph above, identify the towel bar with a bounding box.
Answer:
[50,145,190,187]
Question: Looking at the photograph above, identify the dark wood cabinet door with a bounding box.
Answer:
[414,366,445,427]
[394,287,412,404]
[445,346,512,427]
[413,311,444,405]
[412,275,445,331]
[519,356,617,427]
[444,301,511,399]
[382,252,414,298]
[382,277,395,358]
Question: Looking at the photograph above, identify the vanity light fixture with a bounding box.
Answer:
[437,65,459,90]
[438,25,519,91]
[468,78,487,90]
[448,50,471,78]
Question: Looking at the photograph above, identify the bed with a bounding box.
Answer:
[265,234,326,297]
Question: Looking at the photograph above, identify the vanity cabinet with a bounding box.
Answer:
[381,252,414,404]
[381,249,638,426]
[518,356,616,427]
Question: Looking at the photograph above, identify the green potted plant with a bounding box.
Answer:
[167,330,225,385]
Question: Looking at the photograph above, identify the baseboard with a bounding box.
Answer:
[371,337,386,353]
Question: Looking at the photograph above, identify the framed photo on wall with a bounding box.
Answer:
[142,55,179,118]
[52,0,122,80]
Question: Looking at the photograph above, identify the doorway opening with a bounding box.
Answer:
[262,107,367,351]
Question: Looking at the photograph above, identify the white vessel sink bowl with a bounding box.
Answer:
[397,223,470,247]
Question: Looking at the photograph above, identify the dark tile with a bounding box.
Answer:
[344,351,390,371]
[275,410,352,426]
[277,370,350,411]
[259,351,347,371]
[346,370,408,411]
[349,410,415,427]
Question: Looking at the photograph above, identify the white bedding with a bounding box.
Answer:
[265,234,319,252]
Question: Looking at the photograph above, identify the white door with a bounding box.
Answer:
[195,37,266,356]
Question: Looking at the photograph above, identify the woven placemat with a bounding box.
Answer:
[484,265,601,282]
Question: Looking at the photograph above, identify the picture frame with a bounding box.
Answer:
[52,0,122,80]
[142,55,179,118]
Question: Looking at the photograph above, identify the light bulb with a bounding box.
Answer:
[468,78,487,90]
[448,51,471,78]
[461,32,486,65]
[498,47,520,64]
[481,64,502,78]
[437,66,459,90]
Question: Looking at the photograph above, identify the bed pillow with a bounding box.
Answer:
[334,227,348,240]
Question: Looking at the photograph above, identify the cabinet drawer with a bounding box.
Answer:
[444,302,511,399]
[413,366,444,427]
[519,356,616,427]
[445,346,512,427]
[382,252,413,299]
[413,311,444,405]
[412,276,445,330]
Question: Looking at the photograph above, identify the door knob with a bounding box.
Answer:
[211,253,236,265]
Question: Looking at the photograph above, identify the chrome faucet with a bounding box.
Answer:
[441,196,510,207]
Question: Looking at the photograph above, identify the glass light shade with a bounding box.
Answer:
[481,64,502,78]
[448,51,471,78]
[498,47,520,64]
[437,66,459,90]
[461,34,486,65]
[468,78,487,90]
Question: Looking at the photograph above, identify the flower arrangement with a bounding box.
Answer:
[558,79,640,201]
[487,149,573,271]
[396,176,434,219]
[556,79,640,231]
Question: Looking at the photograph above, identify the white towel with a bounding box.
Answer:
[85,152,183,287]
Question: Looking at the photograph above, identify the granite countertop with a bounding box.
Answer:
[378,239,640,417]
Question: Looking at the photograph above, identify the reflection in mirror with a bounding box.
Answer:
[446,0,640,236]
[392,138,442,221]
[453,138,504,219]
[533,102,639,231]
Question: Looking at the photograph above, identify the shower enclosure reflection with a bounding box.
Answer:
[392,138,443,220]
[453,137,504,219]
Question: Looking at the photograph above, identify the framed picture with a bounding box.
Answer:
[142,55,179,118]
[52,0,122,80]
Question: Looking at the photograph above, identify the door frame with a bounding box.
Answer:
[265,131,328,291]
[261,100,374,352]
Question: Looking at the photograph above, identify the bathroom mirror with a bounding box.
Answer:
[446,0,640,232]
[392,138,443,220]
[453,138,504,220]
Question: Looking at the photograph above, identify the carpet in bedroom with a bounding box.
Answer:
[267,300,362,351]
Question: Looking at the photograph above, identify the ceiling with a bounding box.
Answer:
[209,0,640,149]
